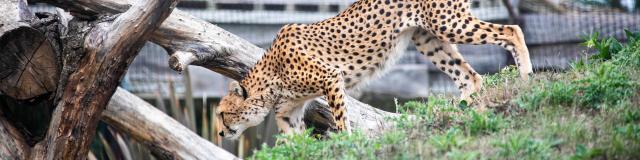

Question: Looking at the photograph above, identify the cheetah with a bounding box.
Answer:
[217,0,532,139]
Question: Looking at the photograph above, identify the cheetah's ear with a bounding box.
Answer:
[229,81,248,99]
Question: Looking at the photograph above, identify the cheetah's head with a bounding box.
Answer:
[216,81,270,139]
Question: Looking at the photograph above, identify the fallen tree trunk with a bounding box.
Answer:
[104,88,238,160]
[41,0,402,137]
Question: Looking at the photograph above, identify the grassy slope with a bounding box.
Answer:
[251,31,640,160]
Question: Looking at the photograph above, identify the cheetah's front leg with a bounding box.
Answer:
[323,76,351,133]
[275,101,308,135]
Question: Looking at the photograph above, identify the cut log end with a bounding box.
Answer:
[168,51,196,73]
[0,26,59,100]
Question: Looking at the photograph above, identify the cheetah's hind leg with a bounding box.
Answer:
[412,29,482,102]
[425,15,533,79]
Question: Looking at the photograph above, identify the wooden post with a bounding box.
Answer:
[182,67,197,131]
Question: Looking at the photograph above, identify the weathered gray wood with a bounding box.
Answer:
[0,0,240,159]
[29,0,182,159]
[157,13,262,80]
[305,96,401,136]
[104,88,238,160]
[0,6,239,158]
[0,0,33,31]
[0,112,29,160]
[0,1,52,159]
[39,0,262,80]
[43,0,403,137]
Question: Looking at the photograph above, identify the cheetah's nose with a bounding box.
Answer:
[219,131,225,137]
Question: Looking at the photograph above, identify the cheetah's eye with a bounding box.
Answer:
[229,81,248,99]
[240,86,248,99]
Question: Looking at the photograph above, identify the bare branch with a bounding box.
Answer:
[104,88,238,160]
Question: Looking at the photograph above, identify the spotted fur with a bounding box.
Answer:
[217,0,532,139]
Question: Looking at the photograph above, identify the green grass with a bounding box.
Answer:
[251,31,640,160]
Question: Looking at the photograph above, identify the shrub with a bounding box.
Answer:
[574,63,634,109]
[612,30,640,68]
[518,30,640,110]
[252,130,385,160]
[483,66,519,88]
[464,110,505,135]
[570,144,603,160]
[516,81,576,110]
[493,133,558,160]
[446,150,480,160]
[428,128,468,152]
[582,32,623,61]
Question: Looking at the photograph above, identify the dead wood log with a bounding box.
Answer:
[0,0,59,100]
[0,0,33,33]
[0,110,29,160]
[104,88,238,160]
[41,0,402,137]
[0,4,238,158]
[304,96,399,136]
[26,0,181,159]
[38,0,262,80]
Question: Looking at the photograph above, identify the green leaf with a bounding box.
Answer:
[458,100,468,110]
[624,29,639,43]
